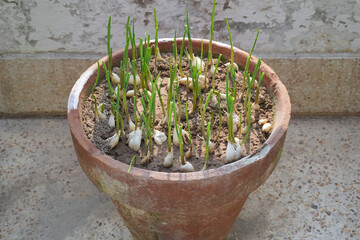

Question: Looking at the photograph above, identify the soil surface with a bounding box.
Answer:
[80,52,274,172]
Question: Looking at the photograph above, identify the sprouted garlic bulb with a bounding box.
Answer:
[232,112,239,133]
[107,131,120,149]
[178,77,206,91]
[96,103,106,120]
[262,123,272,133]
[154,130,167,145]
[129,74,141,86]
[211,94,217,105]
[108,113,115,128]
[192,57,204,72]
[185,147,192,159]
[126,90,135,98]
[208,140,215,153]
[173,127,179,146]
[128,119,135,132]
[111,85,122,99]
[110,73,120,85]
[252,80,258,89]
[220,93,227,100]
[224,62,239,71]
[209,64,216,75]
[225,137,242,163]
[180,161,194,172]
[163,151,174,168]
[252,102,260,111]
[127,129,142,151]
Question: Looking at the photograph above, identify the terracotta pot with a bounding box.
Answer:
[67,38,291,240]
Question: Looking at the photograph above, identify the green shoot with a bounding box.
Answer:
[103,61,114,96]
[186,12,194,60]
[211,54,222,90]
[178,30,187,77]
[202,122,211,171]
[107,16,112,77]
[175,82,181,123]
[185,102,193,146]
[208,0,216,67]
[128,155,136,173]
[166,62,176,120]
[173,30,177,66]
[173,102,185,165]
[122,73,130,121]
[129,18,137,74]
[226,68,235,143]
[242,28,259,94]
[201,89,214,138]
[214,91,223,141]
[167,102,173,152]
[133,94,138,130]
[255,72,265,104]
[154,76,166,119]
[210,109,214,137]
[240,97,252,144]
[154,8,163,64]
[225,18,234,66]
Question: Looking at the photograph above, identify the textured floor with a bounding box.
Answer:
[0,117,359,240]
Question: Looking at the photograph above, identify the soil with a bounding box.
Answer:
[80,52,274,172]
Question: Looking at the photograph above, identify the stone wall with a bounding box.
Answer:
[1,0,359,115]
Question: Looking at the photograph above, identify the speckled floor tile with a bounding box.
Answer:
[0,117,359,240]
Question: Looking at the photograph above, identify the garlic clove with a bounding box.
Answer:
[180,161,194,172]
[107,131,120,149]
[127,129,142,151]
[225,137,242,163]
[108,113,115,128]
[96,103,106,120]
[128,74,141,86]
[258,118,268,125]
[111,73,120,85]
[192,57,204,72]
[232,112,239,133]
[209,65,215,75]
[208,140,215,153]
[154,130,167,145]
[220,93,227,100]
[262,123,272,133]
[252,80,258,89]
[224,62,239,71]
[252,102,260,111]
[185,147,192,159]
[173,127,179,146]
[128,119,135,132]
[126,90,135,98]
[211,94,217,105]
[163,151,174,168]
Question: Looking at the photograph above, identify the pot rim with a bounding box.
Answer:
[67,38,291,181]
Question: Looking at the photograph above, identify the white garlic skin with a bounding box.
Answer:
[107,131,120,149]
[232,112,239,133]
[180,161,194,172]
[128,74,141,86]
[128,119,135,132]
[111,73,120,85]
[225,137,242,163]
[192,57,204,72]
[252,102,260,111]
[209,65,215,75]
[224,62,239,71]
[173,127,179,146]
[163,151,174,168]
[208,140,215,153]
[126,90,135,98]
[128,129,142,151]
[154,130,167,145]
[262,123,272,133]
[108,113,115,128]
[96,103,106,120]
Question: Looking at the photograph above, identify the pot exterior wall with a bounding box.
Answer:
[67,39,291,239]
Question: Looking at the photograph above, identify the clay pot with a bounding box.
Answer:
[67,38,291,240]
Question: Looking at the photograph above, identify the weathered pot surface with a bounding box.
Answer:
[67,38,291,240]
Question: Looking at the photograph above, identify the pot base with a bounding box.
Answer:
[112,195,249,240]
